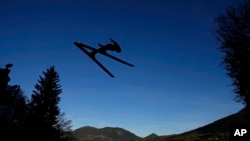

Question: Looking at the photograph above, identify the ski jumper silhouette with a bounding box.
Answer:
[74,38,134,78]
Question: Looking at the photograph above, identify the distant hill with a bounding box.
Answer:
[145,108,250,141]
[144,133,159,140]
[182,107,250,134]
[73,126,141,141]
[73,108,249,141]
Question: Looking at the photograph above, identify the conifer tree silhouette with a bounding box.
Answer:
[26,66,63,141]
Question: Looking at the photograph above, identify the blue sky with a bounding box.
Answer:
[0,0,245,137]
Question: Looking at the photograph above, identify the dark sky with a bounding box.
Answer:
[0,0,245,137]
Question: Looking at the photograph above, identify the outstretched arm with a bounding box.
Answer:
[109,38,118,45]
[109,38,121,53]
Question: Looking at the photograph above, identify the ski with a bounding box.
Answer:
[74,42,115,78]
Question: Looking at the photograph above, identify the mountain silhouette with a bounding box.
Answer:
[141,108,250,141]
[73,126,141,141]
[73,108,249,141]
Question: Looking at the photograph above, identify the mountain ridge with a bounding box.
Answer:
[73,108,249,141]
[73,126,141,141]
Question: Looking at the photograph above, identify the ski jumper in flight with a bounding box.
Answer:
[74,38,134,78]
[90,38,121,56]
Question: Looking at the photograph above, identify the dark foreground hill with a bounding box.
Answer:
[145,108,250,141]
[73,126,141,141]
[73,108,249,141]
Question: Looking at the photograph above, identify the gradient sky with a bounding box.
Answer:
[0,0,246,137]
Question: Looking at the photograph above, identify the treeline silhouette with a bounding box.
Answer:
[0,64,76,141]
